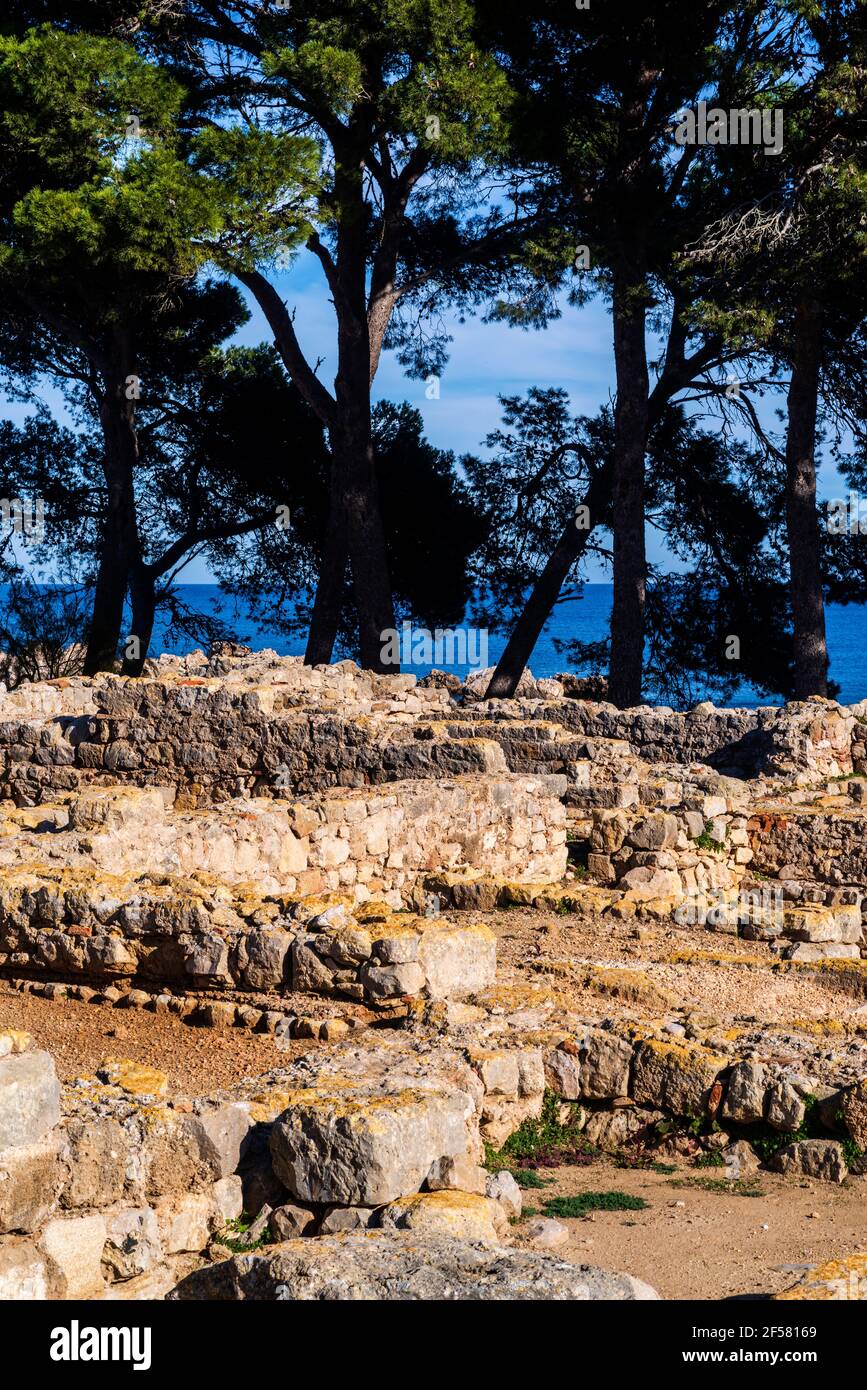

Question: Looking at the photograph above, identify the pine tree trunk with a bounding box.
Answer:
[122,566,156,676]
[302,158,395,670]
[304,497,348,666]
[607,261,649,708]
[785,299,828,698]
[83,384,141,676]
[485,464,612,698]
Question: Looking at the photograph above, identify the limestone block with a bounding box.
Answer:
[102,1206,163,1281]
[766,1081,806,1132]
[376,1190,503,1245]
[60,1117,133,1209]
[578,1029,634,1101]
[417,921,497,1000]
[0,1050,60,1151]
[170,1230,662,1302]
[153,1192,218,1253]
[270,1085,474,1207]
[40,1212,108,1298]
[771,1139,848,1183]
[722,1061,768,1124]
[0,1236,61,1300]
[632,1038,726,1116]
[0,1132,63,1233]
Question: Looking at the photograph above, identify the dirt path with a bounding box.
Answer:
[489,908,867,1024]
[515,1157,867,1300]
[0,981,306,1094]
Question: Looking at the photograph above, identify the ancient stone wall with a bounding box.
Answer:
[452,696,857,781]
[0,653,865,1000]
[3,986,865,1299]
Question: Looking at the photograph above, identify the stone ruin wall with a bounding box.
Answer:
[4,658,867,1298]
[4,993,867,1298]
[0,654,866,1001]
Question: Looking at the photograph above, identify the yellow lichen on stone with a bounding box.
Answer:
[582,965,676,1011]
[635,1035,729,1071]
[381,1190,501,1243]
[470,982,566,1012]
[774,1252,867,1300]
[0,1028,31,1054]
[98,1058,169,1097]
[785,1018,848,1036]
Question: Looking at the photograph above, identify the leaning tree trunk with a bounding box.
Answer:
[485,463,613,698]
[122,565,156,677]
[83,383,141,676]
[607,259,650,709]
[785,299,828,699]
[304,497,348,666]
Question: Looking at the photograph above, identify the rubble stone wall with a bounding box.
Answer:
[453,697,857,781]
[748,806,867,887]
[3,1002,864,1299]
[0,770,566,1000]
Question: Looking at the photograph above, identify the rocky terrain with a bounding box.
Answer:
[1,650,866,1301]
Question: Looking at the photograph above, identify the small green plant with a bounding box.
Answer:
[511,1169,554,1189]
[484,1142,513,1174]
[695,1150,725,1169]
[488,1091,600,1169]
[841,1136,864,1168]
[655,1111,705,1141]
[695,822,726,853]
[218,1213,273,1254]
[543,1191,649,1219]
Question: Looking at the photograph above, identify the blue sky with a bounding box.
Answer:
[3,244,846,584]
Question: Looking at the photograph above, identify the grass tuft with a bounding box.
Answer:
[542,1191,649,1219]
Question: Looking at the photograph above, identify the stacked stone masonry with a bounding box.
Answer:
[2,654,867,1301]
[2,653,867,990]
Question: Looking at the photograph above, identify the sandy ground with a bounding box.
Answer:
[514,1157,867,1300]
[486,908,867,1024]
[0,980,307,1094]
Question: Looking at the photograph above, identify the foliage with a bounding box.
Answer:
[0,575,89,686]
[485,1091,599,1170]
[542,1192,648,1219]
[509,1169,554,1190]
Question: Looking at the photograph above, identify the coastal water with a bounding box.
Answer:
[146,584,867,708]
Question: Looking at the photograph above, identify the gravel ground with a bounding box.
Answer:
[482,907,867,1025]
[511,1156,867,1301]
[0,980,312,1094]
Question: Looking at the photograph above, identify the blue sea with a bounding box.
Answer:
[146,583,867,709]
